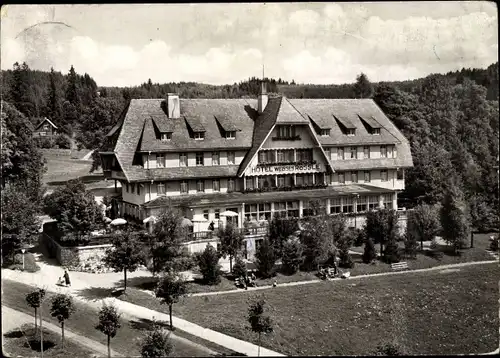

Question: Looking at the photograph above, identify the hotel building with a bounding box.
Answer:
[100,84,413,252]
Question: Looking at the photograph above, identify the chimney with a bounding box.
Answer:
[166,93,180,119]
[258,82,268,114]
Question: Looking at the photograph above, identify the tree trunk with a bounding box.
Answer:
[258,332,261,357]
[169,304,173,330]
[40,306,44,358]
[61,321,65,349]
[124,269,127,291]
[107,335,111,358]
[420,238,424,251]
[34,308,37,331]
[229,255,233,273]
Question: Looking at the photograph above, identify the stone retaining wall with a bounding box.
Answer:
[41,233,114,273]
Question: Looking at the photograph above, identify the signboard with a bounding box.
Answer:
[250,163,322,174]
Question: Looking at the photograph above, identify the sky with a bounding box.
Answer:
[1,2,498,87]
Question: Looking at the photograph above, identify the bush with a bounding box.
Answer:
[55,134,71,149]
[34,136,55,148]
[195,244,222,285]
[403,232,419,259]
[375,342,403,356]
[255,238,276,278]
[5,253,40,272]
[281,238,304,274]
[362,238,377,264]
[232,255,247,278]
[352,228,366,247]
[383,241,401,264]
[339,248,355,268]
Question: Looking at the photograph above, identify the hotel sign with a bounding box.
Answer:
[250,163,322,174]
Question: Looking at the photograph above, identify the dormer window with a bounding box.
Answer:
[274,125,300,140]
[346,129,356,136]
[372,128,380,135]
[161,133,172,141]
[194,132,205,140]
[225,131,236,139]
[320,129,330,136]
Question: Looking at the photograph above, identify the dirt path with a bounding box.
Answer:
[2,305,123,357]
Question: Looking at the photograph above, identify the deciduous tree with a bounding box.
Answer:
[195,243,222,285]
[25,289,46,331]
[353,73,374,98]
[217,223,244,272]
[440,184,470,254]
[281,237,304,274]
[255,238,276,278]
[364,209,399,255]
[102,227,144,291]
[96,302,121,358]
[407,204,441,250]
[247,297,273,357]
[155,272,188,330]
[140,321,173,358]
[268,216,299,258]
[50,293,75,349]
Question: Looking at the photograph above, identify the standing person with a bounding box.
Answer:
[63,269,71,287]
[333,254,340,276]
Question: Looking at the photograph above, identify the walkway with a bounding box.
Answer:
[2,305,122,357]
[189,259,498,297]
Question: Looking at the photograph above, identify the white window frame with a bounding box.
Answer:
[213,179,220,192]
[196,180,205,192]
[372,128,381,135]
[228,178,235,192]
[380,145,387,158]
[338,147,344,160]
[225,131,236,139]
[161,133,172,141]
[363,146,370,159]
[156,154,165,168]
[364,171,371,183]
[347,128,356,136]
[194,132,205,140]
[350,146,357,160]
[339,172,345,184]
[227,151,235,165]
[157,182,166,196]
[351,171,358,183]
[320,129,330,136]
[212,152,220,166]
[196,152,204,166]
[381,169,388,182]
[179,153,187,167]
[180,180,188,194]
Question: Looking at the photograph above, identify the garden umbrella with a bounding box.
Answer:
[110,218,127,226]
[143,216,157,224]
[180,217,193,227]
[104,217,112,224]
[220,210,238,217]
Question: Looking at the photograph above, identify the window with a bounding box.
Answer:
[258,203,271,221]
[277,149,294,163]
[228,178,235,192]
[212,152,220,166]
[196,180,205,192]
[363,146,370,159]
[287,201,299,218]
[339,172,345,184]
[161,133,172,141]
[387,145,393,158]
[381,170,388,182]
[156,154,165,168]
[245,177,254,190]
[297,149,313,162]
[330,198,341,214]
[357,196,367,212]
[320,129,330,136]
[157,183,166,196]
[397,169,404,180]
[325,173,331,185]
[225,131,236,139]
[347,128,356,136]
[380,145,387,158]
[131,183,135,194]
[203,210,209,220]
[342,197,354,213]
[180,180,188,194]
[258,151,273,164]
[277,125,296,139]
[364,171,371,183]
[368,196,378,210]
[277,176,285,188]
[179,153,187,167]
[349,147,357,159]
[137,184,140,195]
[372,128,380,135]
[227,151,235,165]
[384,194,393,210]
[194,132,205,140]
[212,179,220,192]
[196,152,204,166]
[258,177,272,189]
[215,209,220,220]
[274,202,287,218]
[126,183,129,193]
[245,204,258,221]
[337,147,344,160]
[351,172,358,183]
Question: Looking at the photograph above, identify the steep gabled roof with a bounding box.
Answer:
[34,117,58,130]
[358,115,381,129]
[215,114,240,131]
[307,114,332,129]
[185,116,206,132]
[334,115,356,130]
[152,115,174,132]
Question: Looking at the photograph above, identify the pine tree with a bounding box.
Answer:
[195,243,222,285]
[65,65,81,109]
[47,67,62,123]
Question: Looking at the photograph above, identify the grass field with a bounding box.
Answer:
[2,253,40,273]
[118,263,499,356]
[2,279,238,357]
[3,323,95,358]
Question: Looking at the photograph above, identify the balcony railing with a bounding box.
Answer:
[271,135,301,141]
[256,160,317,167]
[244,183,327,194]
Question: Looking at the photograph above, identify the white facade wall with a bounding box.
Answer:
[142,150,247,168]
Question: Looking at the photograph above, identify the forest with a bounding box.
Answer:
[1,61,498,231]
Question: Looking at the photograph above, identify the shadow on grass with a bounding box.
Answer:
[4,330,24,338]
[129,317,170,331]
[115,276,159,291]
[76,286,114,301]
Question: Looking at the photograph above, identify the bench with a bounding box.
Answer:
[391,262,408,270]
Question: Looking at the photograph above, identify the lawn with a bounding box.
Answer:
[3,323,94,358]
[2,279,238,357]
[2,252,40,273]
[118,263,499,356]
